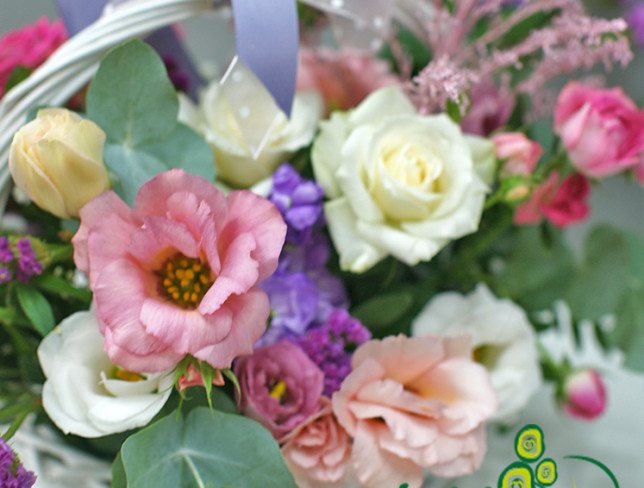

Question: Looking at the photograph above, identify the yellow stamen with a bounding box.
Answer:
[157,253,214,309]
[270,380,287,401]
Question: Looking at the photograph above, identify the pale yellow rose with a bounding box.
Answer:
[312,86,492,273]
[9,108,110,219]
[179,81,322,188]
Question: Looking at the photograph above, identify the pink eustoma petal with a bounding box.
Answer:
[128,216,200,269]
[193,289,270,369]
[220,191,287,281]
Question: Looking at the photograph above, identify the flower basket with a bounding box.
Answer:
[0,1,643,488]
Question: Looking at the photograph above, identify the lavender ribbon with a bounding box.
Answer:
[230,0,299,115]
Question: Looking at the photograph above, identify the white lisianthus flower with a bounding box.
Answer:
[179,82,322,188]
[311,86,491,273]
[38,311,173,438]
[412,284,542,422]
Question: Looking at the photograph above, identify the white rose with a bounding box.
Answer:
[311,86,491,273]
[411,284,542,422]
[179,81,322,188]
[38,311,173,438]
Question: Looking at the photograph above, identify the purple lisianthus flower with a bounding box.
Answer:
[269,164,324,244]
[461,81,514,136]
[0,439,36,488]
[278,229,330,274]
[0,267,11,284]
[295,309,371,396]
[234,341,324,439]
[15,239,43,282]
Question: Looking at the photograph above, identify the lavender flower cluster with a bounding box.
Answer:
[260,164,370,393]
[0,237,43,284]
[0,439,36,488]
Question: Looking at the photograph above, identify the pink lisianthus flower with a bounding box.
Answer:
[234,341,324,440]
[72,169,286,372]
[297,47,399,114]
[560,369,607,421]
[332,335,497,488]
[0,17,67,97]
[554,82,644,179]
[493,132,543,177]
[281,399,353,488]
[514,172,591,228]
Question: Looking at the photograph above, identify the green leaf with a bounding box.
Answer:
[352,291,415,330]
[112,452,127,488]
[31,272,92,302]
[4,66,32,94]
[15,284,55,336]
[86,40,214,205]
[120,408,296,488]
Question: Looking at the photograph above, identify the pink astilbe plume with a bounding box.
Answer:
[406,0,633,119]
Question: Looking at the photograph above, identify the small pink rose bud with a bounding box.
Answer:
[561,369,607,420]
[493,132,543,178]
[177,364,224,392]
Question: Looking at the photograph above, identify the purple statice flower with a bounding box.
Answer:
[0,267,11,284]
[294,309,371,397]
[0,237,13,263]
[0,439,36,488]
[15,239,43,282]
[626,3,644,47]
[269,164,324,244]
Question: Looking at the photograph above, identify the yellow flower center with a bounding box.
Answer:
[159,254,213,309]
[270,380,288,401]
[110,366,145,382]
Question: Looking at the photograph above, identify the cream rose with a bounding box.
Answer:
[179,80,322,188]
[9,108,110,219]
[38,311,173,438]
[412,284,542,422]
[311,86,490,273]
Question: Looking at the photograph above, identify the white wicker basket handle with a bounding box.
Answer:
[0,0,216,197]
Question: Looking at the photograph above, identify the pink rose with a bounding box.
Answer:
[493,132,542,177]
[554,82,644,178]
[281,399,353,488]
[297,47,399,114]
[514,172,590,228]
[234,341,324,439]
[0,17,67,97]
[332,335,497,488]
[561,369,607,421]
[72,169,286,372]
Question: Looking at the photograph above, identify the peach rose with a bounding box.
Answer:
[281,400,353,488]
[332,335,497,488]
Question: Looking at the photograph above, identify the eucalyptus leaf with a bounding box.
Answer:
[15,284,55,336]
[86,40,214,205]
[112,452,127,488]
[120,408,296,488]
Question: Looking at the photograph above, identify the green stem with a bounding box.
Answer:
[537,342,570,383]
[2,402,39,441]
[0,319,32,354]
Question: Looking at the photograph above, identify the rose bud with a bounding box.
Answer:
[9,108,110,219]
[560,369,607,420]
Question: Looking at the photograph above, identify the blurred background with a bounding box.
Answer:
[1,1,643,487]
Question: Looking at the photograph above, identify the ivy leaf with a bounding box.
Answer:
[86,40,214,205]
[15,284,55,336]
[119,408,296,488]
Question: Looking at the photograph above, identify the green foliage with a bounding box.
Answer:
[115,408,296,488]
[352,291,415,331]
[86,40,215,205]
[15,283,55,336]
[3,66,32,94]
[500,225,644,371]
